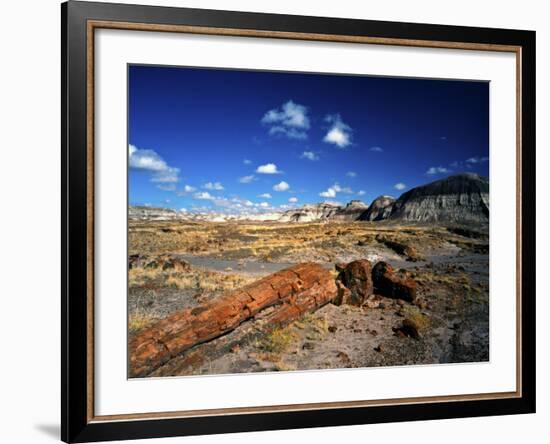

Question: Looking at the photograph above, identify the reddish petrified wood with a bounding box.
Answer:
[129,263,337,377]
[372,261,417,302]
[335,259,374,306]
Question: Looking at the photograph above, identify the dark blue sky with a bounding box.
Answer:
[128,65,489,213]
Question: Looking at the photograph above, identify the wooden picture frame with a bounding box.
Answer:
[62,1,536,442]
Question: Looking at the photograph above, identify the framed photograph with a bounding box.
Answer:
[62,1,536,442]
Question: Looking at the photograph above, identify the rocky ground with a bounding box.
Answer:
[128,220,489,377]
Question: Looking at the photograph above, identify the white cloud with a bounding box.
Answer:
[370,146,383,152]
[258,202,270,208]
[256,163,282,174]
[129,144,167,172]
[273,181,290,192]
[258,193,272,199]
[288,197,298,203]
[334,184,353,194]
[193,191,214,200]
[320,188,336,198]
[323,114,353,148]
[301,151,319,161]
[243,159,252,165]
[157,184,176,191]
[203,182,224,190]
[394,183,407,190]
[245,200,254,207]
[179,208,187,212]
[129,144,180,184]
[262,100,310,139]
[176,184,196,196]
[466,156,489,164]
[357,190,366,196]
[426,166,451,175]
[319,183,353,198]
[150,170,179,183]
[239,175,255,184]
[346,171,357,178]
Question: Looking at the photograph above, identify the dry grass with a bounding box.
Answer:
[129,264,255,293]
[128,312,157,334]
[261,326,299,354]
[401,305,431,331]
[128,220,462,263]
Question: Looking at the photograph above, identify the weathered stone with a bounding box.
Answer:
[336,260,374,306]
[359,195,396,221]
[399,318,421,339]
[389,173,489,224]
[129,263,337,377]
[335,263,348,273]
[376,236,422,261]
[372,261,417,302]
[363,295,381,309]
[334,280,352,306]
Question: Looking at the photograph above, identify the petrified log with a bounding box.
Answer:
[376,236,422,262]
[129,263,337,377]
[372,261,417,302]
[335,259,373,306]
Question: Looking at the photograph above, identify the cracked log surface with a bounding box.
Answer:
[129,262,338,377]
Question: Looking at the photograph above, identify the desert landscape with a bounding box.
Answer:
[128,173,489,378]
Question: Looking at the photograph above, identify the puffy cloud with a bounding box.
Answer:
[176,185,196,196]
[323,114,353,148]
[370,146,383,152]
[319,183,353,198]
[203,182,224,190]
[193,191,214,200]
[262,100,310,139]
[357,190,366,196]
[258,202,270,208]
[239,175,255,184]
[301,151,319,161]
[258,193,272,199]
[394,183,407,190]
[426,166,451,175]
[346,171,357,178]
[129,144,180,184]
[129,144,167,172]
[319,188,336,198]
[273,181,290,192]
[288,197,298,203]
[256,163,282,174]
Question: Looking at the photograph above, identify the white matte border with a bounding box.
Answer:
[94,29,517,416]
